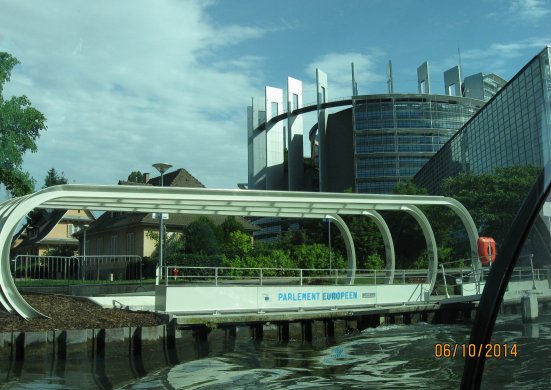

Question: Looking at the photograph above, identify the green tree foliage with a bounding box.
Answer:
[43,245,76,257]
[220,216,245,242]
[43,167,68,188]
[343,216,385,269]
[183,216,222,255]
[292,243,345,270]
[0,52,47,196]
[364,253,384,270]
[388,179,464,266]
[127,171,148,183]
[441,165,541,246]
[393,180,428,196]
[223,230,252,259]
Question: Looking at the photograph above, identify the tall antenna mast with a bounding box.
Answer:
[351,62,358,96]
[387,60,394,94]
[458,47,463,95]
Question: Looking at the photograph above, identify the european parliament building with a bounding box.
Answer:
[415,46,551,193]
[246,61,506,239]
[248,63,505,196]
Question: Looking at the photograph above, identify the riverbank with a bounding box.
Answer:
[0,293,161,332]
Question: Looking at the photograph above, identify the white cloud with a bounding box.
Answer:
[461,37,549,60]
[0,0,273,189]
[509,0,550,21]
[304,50,387,102]
[427,37,550,86]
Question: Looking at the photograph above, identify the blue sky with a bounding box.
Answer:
[0,0,550,192]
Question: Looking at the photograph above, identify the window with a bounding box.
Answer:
[127,233,135,254]
[292,93,298,111]
[271,101,278,116]
[111,235,118,254]
[96,238,103,255]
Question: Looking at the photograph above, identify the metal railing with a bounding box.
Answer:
[12,255,143,284]
[438,254,546,297]
[165,258,549,292]
[164,266,431,287]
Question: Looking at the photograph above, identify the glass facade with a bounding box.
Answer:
[353,95,483,193]
[415,47,551,194]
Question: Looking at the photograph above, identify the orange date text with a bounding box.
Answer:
[434,343,518,359]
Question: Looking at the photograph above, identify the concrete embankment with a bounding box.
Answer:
[0,300,478,363]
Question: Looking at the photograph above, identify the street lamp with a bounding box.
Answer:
[152,163,173,285]
[323,217,332,272]
[82,223,89,280]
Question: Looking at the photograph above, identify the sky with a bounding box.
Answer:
[0,0,550,192]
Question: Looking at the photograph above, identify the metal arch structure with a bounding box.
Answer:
[324,214,356,284]
[401,205,439,288]
[0,184,480,319]
[362,210,396,284]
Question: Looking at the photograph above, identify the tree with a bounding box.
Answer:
[0,52,47,197]
[43,168,68,188]
[184,216,222,255]
[390,180,456,266]
[127,171,147,184]
[441,165,541,246]
[223,230,252,259]
[292,243,346,270]
[220,216,245,242]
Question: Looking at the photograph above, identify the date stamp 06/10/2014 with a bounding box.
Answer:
[434,343,518,359]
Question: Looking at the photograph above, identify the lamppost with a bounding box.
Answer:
[82,223,89,280]
[153,163,172,285]
[323,218,332,272]
[328,219,332,271]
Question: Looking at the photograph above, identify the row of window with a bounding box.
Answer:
[355,110,474,120]
[93,233,135,255]
[354,102,478,115]
[356,144,439,153]
[356,167,420,178]
[356,135,450,144]
[356,156,430,168]
[355,118,468,130]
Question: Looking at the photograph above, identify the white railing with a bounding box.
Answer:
[438,254,546,296]
[164,266,431,287]
[166,259,549,292]
[12,255,142,283]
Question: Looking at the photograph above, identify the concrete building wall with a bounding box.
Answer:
[265,86,285,190]
[247,97,267,190]
[287,77,304,190]
[417,61,430,94]
[316,69,329,191]
[444,65,461,96]
[326,108,355,192]
[463,73,485,101]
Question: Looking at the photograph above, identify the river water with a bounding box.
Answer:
[3,312,549,389]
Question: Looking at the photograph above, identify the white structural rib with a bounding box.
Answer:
[0,185,479,319]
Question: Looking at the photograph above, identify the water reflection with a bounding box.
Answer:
[3,314,551,389]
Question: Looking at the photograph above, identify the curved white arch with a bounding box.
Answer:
[0,185,479,319]
[324,214,356,285]
[400,205,438,294]
[362,210,395,284]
